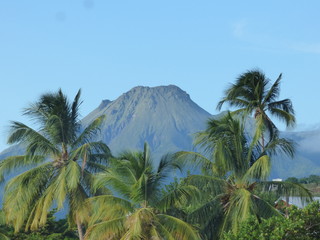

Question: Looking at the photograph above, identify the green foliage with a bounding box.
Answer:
[0,73,304,239]
[286,177,299,184]
[175,113,310,239]
[217,69,295,148]
[0,210,77,240]
[86,143,200,239]
[287,174,320,186]
[0,89,111,239]
[289,174,320,185]
[223,201,320,240]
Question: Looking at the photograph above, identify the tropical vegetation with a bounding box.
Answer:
[174,112,311,239]
[222,201,320,240]
[85,143,200,239]
[0,209,77,240]
[0,69,318,239]
[0,89,111,240]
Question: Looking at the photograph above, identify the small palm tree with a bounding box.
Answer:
[217,69,295,149]
[85,143,200,240]
[0,89,111,240]
[175,113,311,238]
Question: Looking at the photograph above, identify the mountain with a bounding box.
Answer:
[270,130,320,179]
[81,85,212,159]
[0,85,319,180]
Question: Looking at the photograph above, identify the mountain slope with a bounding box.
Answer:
[270,130,320,179]
[82,85,212,158]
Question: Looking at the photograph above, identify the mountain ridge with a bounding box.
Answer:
[0,84,319,179]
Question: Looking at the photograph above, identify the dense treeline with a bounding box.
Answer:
[223,201,320,240]
[286,174,320,185]
[0,210,77,240]
[0,69,318,239]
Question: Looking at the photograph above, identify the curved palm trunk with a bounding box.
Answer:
[76,216,84,240]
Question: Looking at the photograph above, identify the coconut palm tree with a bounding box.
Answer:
[0,89,111,240]
[217,69,295,149]
[175,113,311,239]
[85,143,200,240]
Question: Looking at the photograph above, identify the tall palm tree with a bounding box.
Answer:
[217,69,295,149]
[85,143,200,240]
[175,113,311,239]
[0,89,111,240]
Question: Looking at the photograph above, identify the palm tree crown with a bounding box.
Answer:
[0,89,110,240]
[217,70,295,145]
[85,143,200,240]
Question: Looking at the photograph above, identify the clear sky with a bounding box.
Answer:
[0,1,320,151]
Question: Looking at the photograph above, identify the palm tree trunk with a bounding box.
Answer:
[76,217,84,240]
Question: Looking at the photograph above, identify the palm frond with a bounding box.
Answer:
[157,185,200,212]
[7,121,59,156]
[66,160,81,191]
[174,151,213,173]
[244,155,271,181]
[4,163,52,232]
[73,115,106,147]
[70,141,110,172]
[85,217,126,240]
[251,195,282,219]
[157,153,181,180]
[259,181,312,200]
[185,175,227,196]
[263,73,282,104]
[268,107,296,127]
[265,137,295,159]
[88,195,133,225]
[85,161,108,173]
[71,89,82,124]
[0,155,45,183]
[93,168,134,199]
[157,214,201,240]
[188,197,223,230]
[124,208,155,239]
[222,188,252,233]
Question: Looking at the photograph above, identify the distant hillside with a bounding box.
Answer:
[0,85,319,180]
[270,130,320,179]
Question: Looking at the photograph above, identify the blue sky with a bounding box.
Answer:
[0,1,320,151]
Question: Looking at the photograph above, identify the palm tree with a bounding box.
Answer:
[175,113,311,239]
[85,143,200,240]
[0,89,111,240]
[217,69,295,149]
